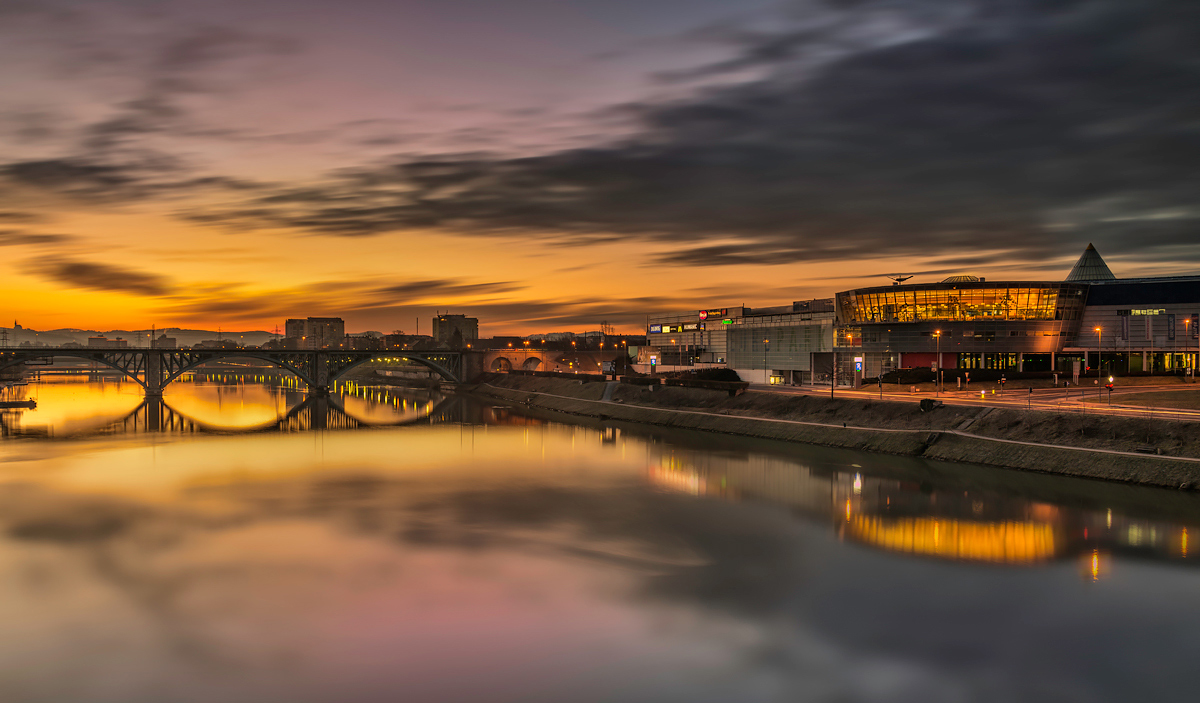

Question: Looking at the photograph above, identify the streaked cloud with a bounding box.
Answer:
[32,256,173,296]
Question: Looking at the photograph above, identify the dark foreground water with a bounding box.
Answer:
[2,375,1200,702]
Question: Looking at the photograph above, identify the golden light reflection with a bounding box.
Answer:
[847,516,1058,564]
[648,457,703,495]
[1,378,144,435]
[1083,549,1112,582]
[163,381,295,430]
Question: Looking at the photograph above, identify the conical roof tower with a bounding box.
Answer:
[1065,243,1116,282]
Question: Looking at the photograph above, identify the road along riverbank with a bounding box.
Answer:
[463,374,1200,490]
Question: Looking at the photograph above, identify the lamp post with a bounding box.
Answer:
[763,338,770,383]
[1095,326,1102,381]
[934,329,941,397]
[831,341,836,400]
[1187,317,1193,381]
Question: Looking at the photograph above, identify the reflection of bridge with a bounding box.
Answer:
[0,348,461,396]
[98,394,463,434]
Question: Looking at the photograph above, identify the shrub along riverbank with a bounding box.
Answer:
[463,373,1200,490]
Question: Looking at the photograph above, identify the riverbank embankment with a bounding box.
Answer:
[463,374,1200,490]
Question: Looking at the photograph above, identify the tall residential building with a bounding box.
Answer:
[284,317,346,349]
[432,314,479,349]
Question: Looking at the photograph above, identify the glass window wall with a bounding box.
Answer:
[837,284,1086,324]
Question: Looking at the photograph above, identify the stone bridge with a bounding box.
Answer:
[462,349,625,378]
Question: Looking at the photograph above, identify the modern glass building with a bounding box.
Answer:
[637,244,1198,385]
[835,244,1200,378]
[835,279,1088,376]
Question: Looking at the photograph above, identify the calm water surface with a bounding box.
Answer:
[1,375,1199,702]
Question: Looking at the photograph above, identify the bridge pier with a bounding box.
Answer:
[314,353,331,396]
[145,353,164,396]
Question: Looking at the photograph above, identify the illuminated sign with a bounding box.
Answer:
[722,319,732,325]
[682,322,700,331]
[698,309,727,321]
[1131,309,1165,315]
[648,324,662,334]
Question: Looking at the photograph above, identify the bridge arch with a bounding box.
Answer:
[327,353,460,385]
[0,350,149,390]
[521,356,541,371]
[162,353,315,389]
[490,356,513,372]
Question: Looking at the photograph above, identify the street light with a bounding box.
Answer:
[1187,317,1193,380]
[934,329,941,397]
[1095,326,1102,380]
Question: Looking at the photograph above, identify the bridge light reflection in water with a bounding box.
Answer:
[3,377,1200,700]
[1,372,445,436]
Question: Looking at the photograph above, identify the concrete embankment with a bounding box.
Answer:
[463,374,1200,490]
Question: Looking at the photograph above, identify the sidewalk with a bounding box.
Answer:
[749,382,1200,422]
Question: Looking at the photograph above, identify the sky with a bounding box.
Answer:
[3,0,1200,335]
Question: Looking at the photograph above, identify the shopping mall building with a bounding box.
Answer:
[836,244,1200,380]
[640,244,1199,384]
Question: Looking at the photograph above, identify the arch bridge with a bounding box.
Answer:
[0,348,461,396]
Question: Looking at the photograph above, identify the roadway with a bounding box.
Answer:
[749,382,1200,422]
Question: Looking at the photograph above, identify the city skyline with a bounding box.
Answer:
[4,0,1200,335]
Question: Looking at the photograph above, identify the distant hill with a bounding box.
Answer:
[0,326,276,348]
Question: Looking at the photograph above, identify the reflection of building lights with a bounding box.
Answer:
[845,499,852,522]
[1091,550,1100,581]
[1107,508,1112,528]
[648,464,703,495]
[853,473,862,495]
[1183,528,1189,558]
[847,516,1057,564]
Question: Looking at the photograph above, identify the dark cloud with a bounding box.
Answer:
[32,256,173,296]
[183,0,1200,272]
[0,12,302,208]
[374,279,526,302]
[1,158,154,199]
[0,229,71,247]
[0,157,267,204]
[0,211,46,223]
[83,25,302,152]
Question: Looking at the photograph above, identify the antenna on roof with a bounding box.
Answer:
[887,274,913,285]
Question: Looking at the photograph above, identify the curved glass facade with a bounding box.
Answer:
[836,283,1087,324]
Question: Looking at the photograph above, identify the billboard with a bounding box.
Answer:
[698,309,728,321]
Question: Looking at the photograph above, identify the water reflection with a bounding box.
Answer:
[2,380,1200,701]
[1,375,453,436]
[646,441,1198,571]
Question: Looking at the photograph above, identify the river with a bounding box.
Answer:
[1,374,1198,702]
